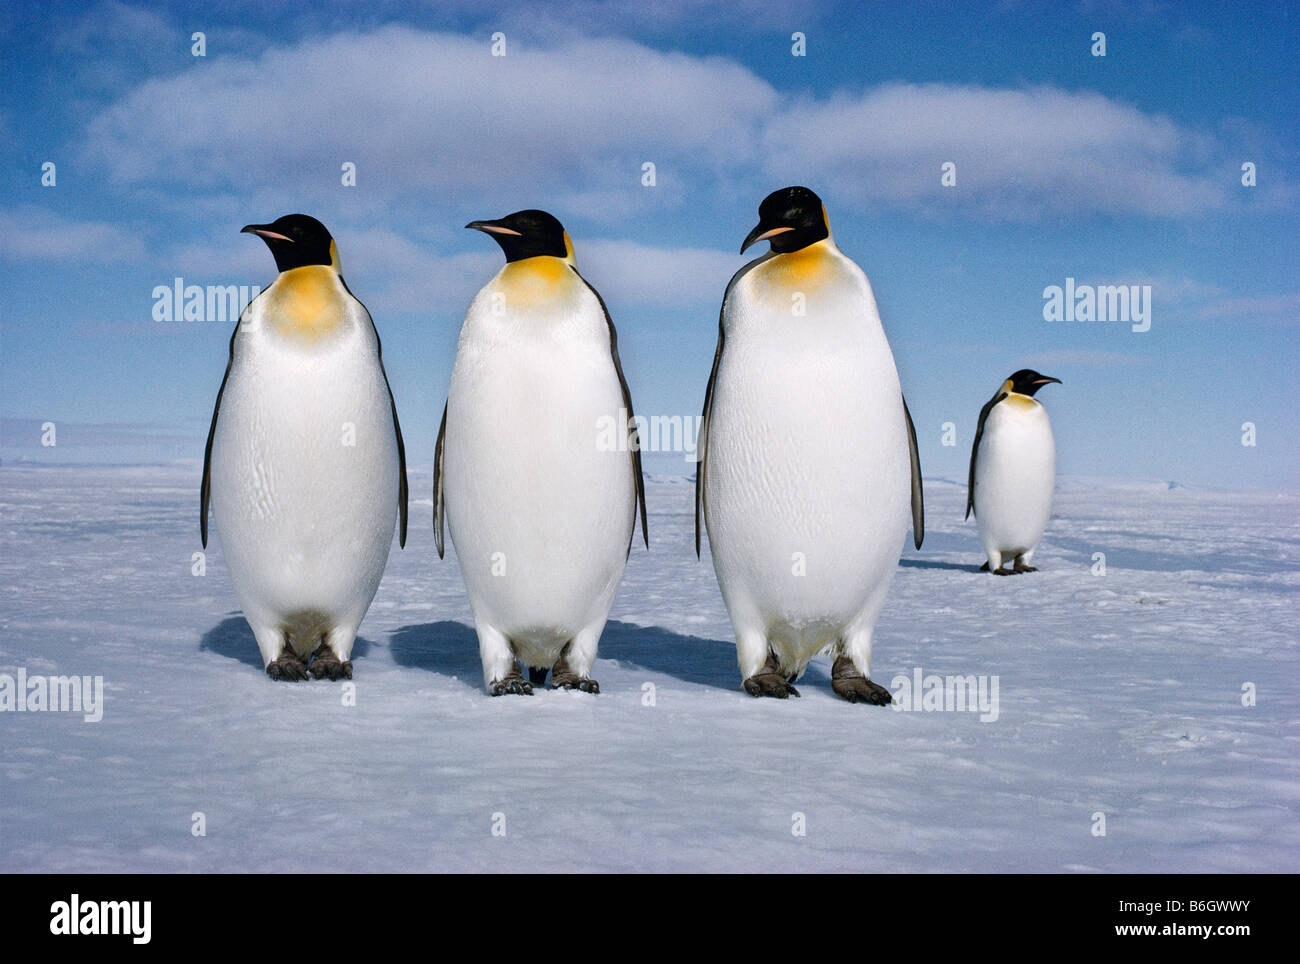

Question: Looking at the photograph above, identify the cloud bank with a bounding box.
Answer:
[82,26,1241,224]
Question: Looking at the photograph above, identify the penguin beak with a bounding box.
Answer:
[466,220,522,237]
[1034,376,1062,386]
[241,224,294,243]
[740,222,794,254]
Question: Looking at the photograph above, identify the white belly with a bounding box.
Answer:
[210,327,399,633]
[444,298,634,662]
[704,288,910,664]
[974,400,1055,558]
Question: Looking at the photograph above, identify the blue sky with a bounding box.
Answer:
[1,0,1296,488]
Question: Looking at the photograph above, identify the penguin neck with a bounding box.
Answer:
[497,254,577,306]
[266,264,348,342]
[754,236,841,291]
[1001,392,1042,412]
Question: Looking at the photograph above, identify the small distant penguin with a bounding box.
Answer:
[966,369,1061,575]
[201,214,408,680]
[434,210,647,696]
[697,186,924,703]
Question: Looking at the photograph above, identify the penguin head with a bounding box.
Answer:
[466,210,572,263]
[1005,369,1062,397]
[740,186,831,255]
[241,214,338,272]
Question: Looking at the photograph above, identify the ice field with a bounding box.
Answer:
[1,464,1297,872]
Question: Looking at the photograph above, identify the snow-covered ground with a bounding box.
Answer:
[1,464,1297,872]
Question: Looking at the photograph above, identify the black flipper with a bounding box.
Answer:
[696,254,772,559]
[966,390,1007,520]
[379,346,409,550]
[433,401,448,559]
[201,300,256,548]
[696,311,724,560]
[902,393,924,550]
[572,267,648,556]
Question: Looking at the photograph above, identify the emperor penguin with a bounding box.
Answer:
[434,210,647,696]
[201,214,408,681]
[966,369,1061,575]
[697,186,924,703]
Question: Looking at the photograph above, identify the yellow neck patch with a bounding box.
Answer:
[498,255,574,306]
[755,237,838,291]
[266,265,345,341]
[1003,392,1040,410]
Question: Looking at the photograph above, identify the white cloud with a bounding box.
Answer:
[84,26,778,219]
[762,83,1230,219]
[0,205,147,262]
[81,27,1247,226]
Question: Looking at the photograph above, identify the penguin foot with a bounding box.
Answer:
[549,655,599,693]
[831,655,891,705]
[528,666,548,686]
[831,676,892,704]
[992,567,1018,576]
[266,651,310,682]
[489,669,533,697]
[308,644,353,681]
[551,671,600,694]
[742,673,800,699]
[743,653,799,698]
[1013,562,1038,573]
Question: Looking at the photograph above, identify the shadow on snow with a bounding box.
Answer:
[387,618,743,692]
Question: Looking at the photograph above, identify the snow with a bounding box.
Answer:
[1,464,1297,872]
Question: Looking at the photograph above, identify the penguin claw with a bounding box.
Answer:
[547,652,598,693]
[742,673,800,699]
[832,676,892,705]
[1014,564,1038,573]
[308,649,353,681]
[551,671,600,694]
[993,567,1017,576]
[490,675,534,697]
[266,653,310,682]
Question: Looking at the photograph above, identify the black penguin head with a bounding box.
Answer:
[241,214,336,272]
[1007,369,1062,396]
[740,186,831,255]
[466,210,570,262]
